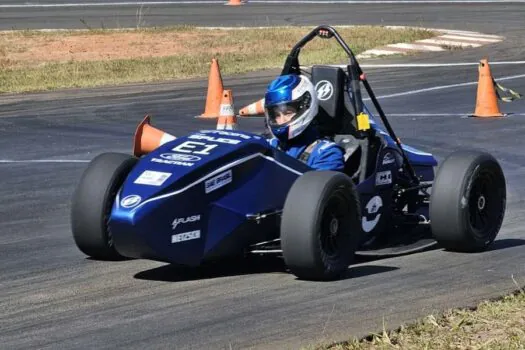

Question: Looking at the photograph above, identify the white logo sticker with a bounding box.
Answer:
[382,152,395,165]
[187,134,241,145]
[315,80,334,101]
[205,169,232,194]
[172,140,219,155]
[376,170,392,186]
[172,215,200,230]
[134,170,172,186]
[171,230,201,244]
[362,195,383,232]
[121,194,142,208]
[200,130,252,140]
[160,153,201,162]
[151,158,194,167]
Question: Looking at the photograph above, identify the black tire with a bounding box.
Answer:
[280,171,362,281]
[71,152,138,260]
[430,150,506,252]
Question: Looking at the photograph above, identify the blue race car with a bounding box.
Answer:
[71,25,507,281]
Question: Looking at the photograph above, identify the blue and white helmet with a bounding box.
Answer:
[264,74,319,143]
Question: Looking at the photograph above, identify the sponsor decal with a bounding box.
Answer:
[382,152,395,165]
[134,170,172,186]
[172,140,219,155]
[205,169,232,194]
[362,195,382,233]
[172,215,200,230]
[187,134,241,145]
[151,158,194,167]
[172,230,201,244]
[120,194,142,208]
[315,80,334,101]
[376,170,392,186]
[160,153,201,162]
[200,130,252,140]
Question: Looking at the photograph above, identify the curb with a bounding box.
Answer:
[356,26,505,58]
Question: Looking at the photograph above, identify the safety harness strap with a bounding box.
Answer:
[298,140,322,163]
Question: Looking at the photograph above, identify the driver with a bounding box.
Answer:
[264,74,345,171]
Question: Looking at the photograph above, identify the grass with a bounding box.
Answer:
[314,286,525,350]
[0,25,436,93]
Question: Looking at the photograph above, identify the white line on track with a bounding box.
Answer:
[0,1,222,8]
[250,0,525,2]
[366,73,525,100]
[440,34,502,42]
[0,0,524,8]
[378,113,525,116]
[358,62,525,68]
[0,160,90,163]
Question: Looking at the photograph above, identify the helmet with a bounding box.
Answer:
[264,74,318,143]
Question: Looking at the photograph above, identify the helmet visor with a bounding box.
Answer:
[265,92,311,127]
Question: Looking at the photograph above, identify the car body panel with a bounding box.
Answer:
[110,130,310,265]
[109,122,437,265]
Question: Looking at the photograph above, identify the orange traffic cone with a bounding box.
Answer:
[199,58,224,119]
[133,115,176,157]
[239,97,265,116]
[217,90,238,130]
[225,0,244,5]
[472,58,504,118]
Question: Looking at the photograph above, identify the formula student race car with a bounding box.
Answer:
[71,25,507,281]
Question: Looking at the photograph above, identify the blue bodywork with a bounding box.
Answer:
[109,114,438,266]
[110,130,308,265]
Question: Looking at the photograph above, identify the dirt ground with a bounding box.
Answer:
[0,31,224,67]
[0,26,435,92]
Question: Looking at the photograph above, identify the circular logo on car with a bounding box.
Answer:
[121,195,142,208]
[160,153,201,162]
[315,80,334,101]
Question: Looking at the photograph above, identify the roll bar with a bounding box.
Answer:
[281,25,420,185]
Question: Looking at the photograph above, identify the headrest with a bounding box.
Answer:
[310,65,346,136]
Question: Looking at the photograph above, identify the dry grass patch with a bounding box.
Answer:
[317,287,525,350]
[0,25,435,93]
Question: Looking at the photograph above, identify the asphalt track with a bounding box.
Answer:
[0,1,524,31]
[1,2,525,350]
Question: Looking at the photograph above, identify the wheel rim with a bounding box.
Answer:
[319,188,351,259]
[468,169,504,238]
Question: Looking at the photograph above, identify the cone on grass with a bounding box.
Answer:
[239,98,265,116]
[199,58,224,118]
[472,58,504,118]
[216,90,238,130]
[133,115,176,157]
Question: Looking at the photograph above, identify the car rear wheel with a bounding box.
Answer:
[280,171,362,281]
[71,152,137,260]
[430,150,506,252]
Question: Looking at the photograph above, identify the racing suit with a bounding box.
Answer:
[267,125,345,171]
